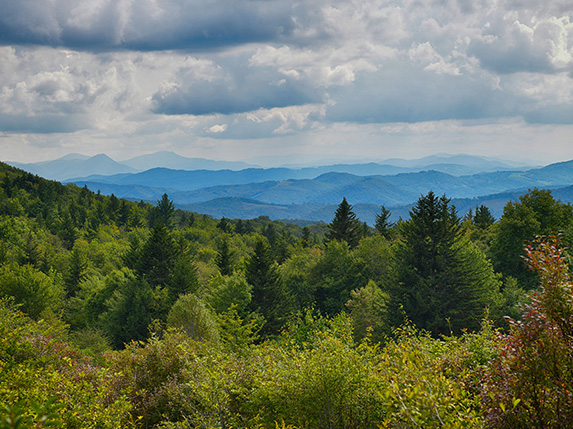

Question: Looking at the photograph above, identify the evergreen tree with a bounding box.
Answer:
[473,204,495,229]
[301,226,311,248]
[105,277,154,348]
[391,191,500,336]
[64,248,88,297]
[375,205,394,238]
[326,198,361,248]
[153,193,175,229]
[59,211,78,250]
[137,222,179,288]
[215,235,235,276]
[245,237,291,336]
[168,254,199,304]
[217,217,232,233]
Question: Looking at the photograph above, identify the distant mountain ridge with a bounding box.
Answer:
[8,152,532,183]
[7,151,256,181]
[120,151,254,171]
[69,158,573,225]
[8,154,137,181]
[11,151,571,225]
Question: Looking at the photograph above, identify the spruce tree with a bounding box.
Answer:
[392,191,500,335]
[375,205,394,238]
[64,249,88,297]
[473,204,495,229]
[153,193,175,229]
[245,237,291,336]
[326,198,361,248]
[215,235,235,276]
[137,221,179,287]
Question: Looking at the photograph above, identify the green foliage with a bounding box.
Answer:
[0,397,63,428]
[63,249,88,297]
[309,240,368,315]
[346,280,390,343]
[325,198,361,249]
[246,237,292,337]
[204,272,252,316]
[217,305,261,352]
[167,294,220,343]
[6,160,573,428]
[482,236,573,428]
[280,247,322,310]
[151,194,175,229]
[102,275,155,348]
[0,264,64,319]
[375,205,394,238]
[392,191,501,335]
[0,299,134,428]
[489,188,573,288]
[473,204,495,229]
[352,234,394,287]
[215,234,235,276]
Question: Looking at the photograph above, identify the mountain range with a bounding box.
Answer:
[10,151,573,225]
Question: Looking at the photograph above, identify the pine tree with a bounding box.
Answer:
[215,235,235,276]
[64,248,88,297]
[473,204,495,229]
[375,205,394,238]
[392,191,500,335]
[153,193,175,229]
[245,237,291,336]
[326,198,361,248]
[137,222,179,287]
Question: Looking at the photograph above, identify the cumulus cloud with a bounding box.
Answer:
[0,0,320,50]
[1,0,573,162]
[150,52,323,115]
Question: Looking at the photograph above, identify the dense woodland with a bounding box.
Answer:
[1,160,572,428]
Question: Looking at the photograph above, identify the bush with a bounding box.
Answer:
[482,236,573,428]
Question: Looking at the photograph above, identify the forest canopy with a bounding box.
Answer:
[1,161,572,428]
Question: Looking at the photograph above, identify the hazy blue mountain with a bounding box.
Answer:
[59,155,573,225]
[68,155,533,190]
[73,181,175,201]
[8,154,136,181]
[180,198,326,221]
[382,154,533,170]
[121,151,254,171]
[180,198,410,226]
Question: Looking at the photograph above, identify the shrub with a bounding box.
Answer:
[482,236,573,428]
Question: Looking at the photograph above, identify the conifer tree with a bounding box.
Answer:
[64,248,88,297]
[245,237,291,336]
[215,235,235,276]
[137,222,179,287]
[375,205,394,238]
[326,198,361,248]
[391,191,500,335]
[473,204,495,229]
[153,193,175,229]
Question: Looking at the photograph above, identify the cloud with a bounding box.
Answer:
[468,17,573,74]
[324,60,520,124]
[0,0,321,51]
[207,124,227,133]
[1,0,573,164]
[150,54,323,115]
[0,113,91,133]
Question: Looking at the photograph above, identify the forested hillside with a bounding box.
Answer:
[1,161,572,428]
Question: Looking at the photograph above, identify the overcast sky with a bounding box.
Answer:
[0,0,572,166]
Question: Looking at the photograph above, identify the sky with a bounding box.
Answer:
[0,0,572,166]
